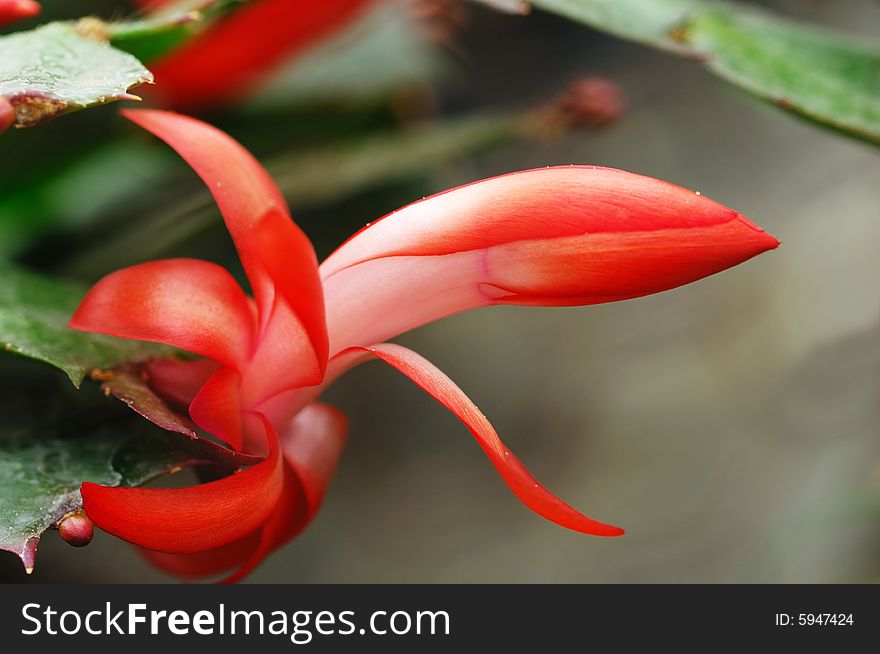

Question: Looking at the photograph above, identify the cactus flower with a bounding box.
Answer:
[70,109,778,581]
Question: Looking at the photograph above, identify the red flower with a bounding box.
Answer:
[140,0,374,109]
[70,110,778,581]
[0,0,39,27]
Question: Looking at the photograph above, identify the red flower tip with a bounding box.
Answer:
[0,97,14,134]
[731,211,780,251]
[321,166,780,352]
[541,76,627,129]
[81,416,284,554]
[0,0,39,27]
[58,511,94,548]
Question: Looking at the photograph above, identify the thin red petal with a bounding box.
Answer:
[69,258,254,369]
[136,468,299,583]
[140,463,307,584]
[148,0,373,108]
[122,109,328,384]
[82,415,283,554]
[220,402,348,583]
[0,0,39,27]
[138,403,347,582]
[336,344,624,537]
[220,466,304,584]
[321,166,778,353]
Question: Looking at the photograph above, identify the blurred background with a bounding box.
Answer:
[1,0,878,583]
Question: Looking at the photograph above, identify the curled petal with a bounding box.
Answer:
[70,258,254,369]
[321,166,778,353]
[335,344,624,537]
[122,109,328,385]
[221,402,348,583]
[140,464,305,584]
[148,0,373,109]
[219,466,304,584]
[0,0,39,27]
[140,403,347,582]
[81,415,283,554]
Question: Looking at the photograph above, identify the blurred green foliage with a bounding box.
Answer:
[485,0,880,145]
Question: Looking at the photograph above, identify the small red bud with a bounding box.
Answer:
[537,76,627,133]
[58,511,94,547]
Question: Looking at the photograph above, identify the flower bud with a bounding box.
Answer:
[58,511,94,548]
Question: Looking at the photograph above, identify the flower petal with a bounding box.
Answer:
[147,0,373,109]
[219,466,305,584]
[0,0,39,27]
[321,166,778,353]
[81,415,283,554]
[69,258,254,369]
[220,402,348,583]
[122,109,328,383]
[238,296,327,409]
[335,343,624,537]
[138,403,347,582]
[280,402,348,523]
[138,467,303,584]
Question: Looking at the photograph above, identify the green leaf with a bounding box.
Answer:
[690,6,880,145]
[519,0,698,51]
[493,0,880,145]
[0,378,220,572]
[0,261,173,386]
[0,22,152,129]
